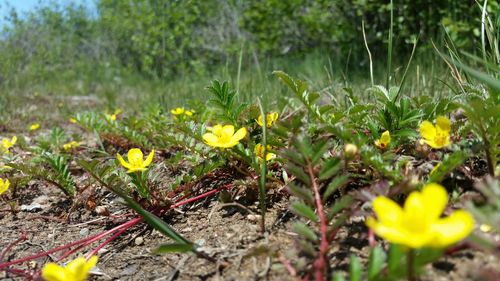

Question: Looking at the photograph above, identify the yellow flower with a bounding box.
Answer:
[171,107,185,115]
[105,114,117,122]
[254,144,276,162]
[202,125,247,148]
[63,141,80,151]
[0,178,10,195]
[419,116,451,149]
[1,136,17,154]
[30,123,41,131]
[185,110,194,116]
[117,148,155,173]
[479,224,493,233]
[375,130,390,149]
[42,256,98,281]
[256,112,279,128]
[69,118,77,124]
[366,183,474,249]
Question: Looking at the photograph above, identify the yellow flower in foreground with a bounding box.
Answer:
[375,130,391,149]
[30,123,41,131]
[171,107,185,115]
[63,141,80,151]
[254,144,276,162]
[366,183,474,249]
[1,136,17,154]
[117,148,155,173]
[419,116,451,149]
[42,256,98,281]
[202,125,247,148]
[256,112,279,128]
[0,178,10,195]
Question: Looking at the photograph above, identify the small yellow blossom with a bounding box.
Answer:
[42,256,98,281]
[202,125,247,148]
[0,178,10,195]
[105,114,117,122]
[63,141,80,151]
[69,118,77,124]
[185,110,194,116]
[419,116,451,149]
[366,183,474,249]
[375,130,390,149]
[117,148,155,173]
[171,107,185,115]
[256,112,279,128]
[344,143,358,158]
[254,144,276,162]
[30,123,41,131]
[1,136,17,154]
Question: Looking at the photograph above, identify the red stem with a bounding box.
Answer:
[0,183,233,272]
[307,160,329,281]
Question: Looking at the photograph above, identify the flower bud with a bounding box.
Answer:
[344,143,358,159]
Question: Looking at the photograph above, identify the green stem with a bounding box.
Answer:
[407,249,416,281]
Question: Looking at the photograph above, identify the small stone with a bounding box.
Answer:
[134,237,144,246]
[95,206,109,216]
[246,214,262,222]
[80,228,90,236]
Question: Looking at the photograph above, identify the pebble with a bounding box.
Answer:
[246,214,262,222]
[80,228,90,236]
[134,236,144,246]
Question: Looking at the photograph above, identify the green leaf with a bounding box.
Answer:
[349,255,362,281]
[154,243,193,254]
[291,202,318,222]
[292,222,317,242]
[387,244,404,276]
[319,158,341,180]
[367,246,386,281]
[326,195,352,221]
[332,272,346,281]
[287,183,314,205]
[323,175,349,200]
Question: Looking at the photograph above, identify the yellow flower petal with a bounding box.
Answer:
[372,196,403,226]
[222,125,235,137]
[143,150,155,167]
[231,127,247,142]
[42,263,67,281]
[430,210,474,248]
[419,121,436,141]
[127,148,144,167]
[435,116,451,133]
[202,133,219,145]
[421,183,448,220]
[116,153,132,169]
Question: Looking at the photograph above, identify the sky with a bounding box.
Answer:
[0,0,96,24]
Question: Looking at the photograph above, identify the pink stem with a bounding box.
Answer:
[86,224,131,259]
[307,160,329,281]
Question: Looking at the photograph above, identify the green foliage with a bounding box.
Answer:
[206,80,247,124]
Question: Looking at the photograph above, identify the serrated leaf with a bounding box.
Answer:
[327,196,352,221]
[319,158,341,180]
[323,175,349,201]
[291,202,318,222]
[285,163,309,185]
[292,222,317,242]
[287,183,314,205]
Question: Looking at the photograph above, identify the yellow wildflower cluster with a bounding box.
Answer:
[256,112,279,128]
[254,144,276,162]
[171,107,194,117]
[63,141,80,151]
